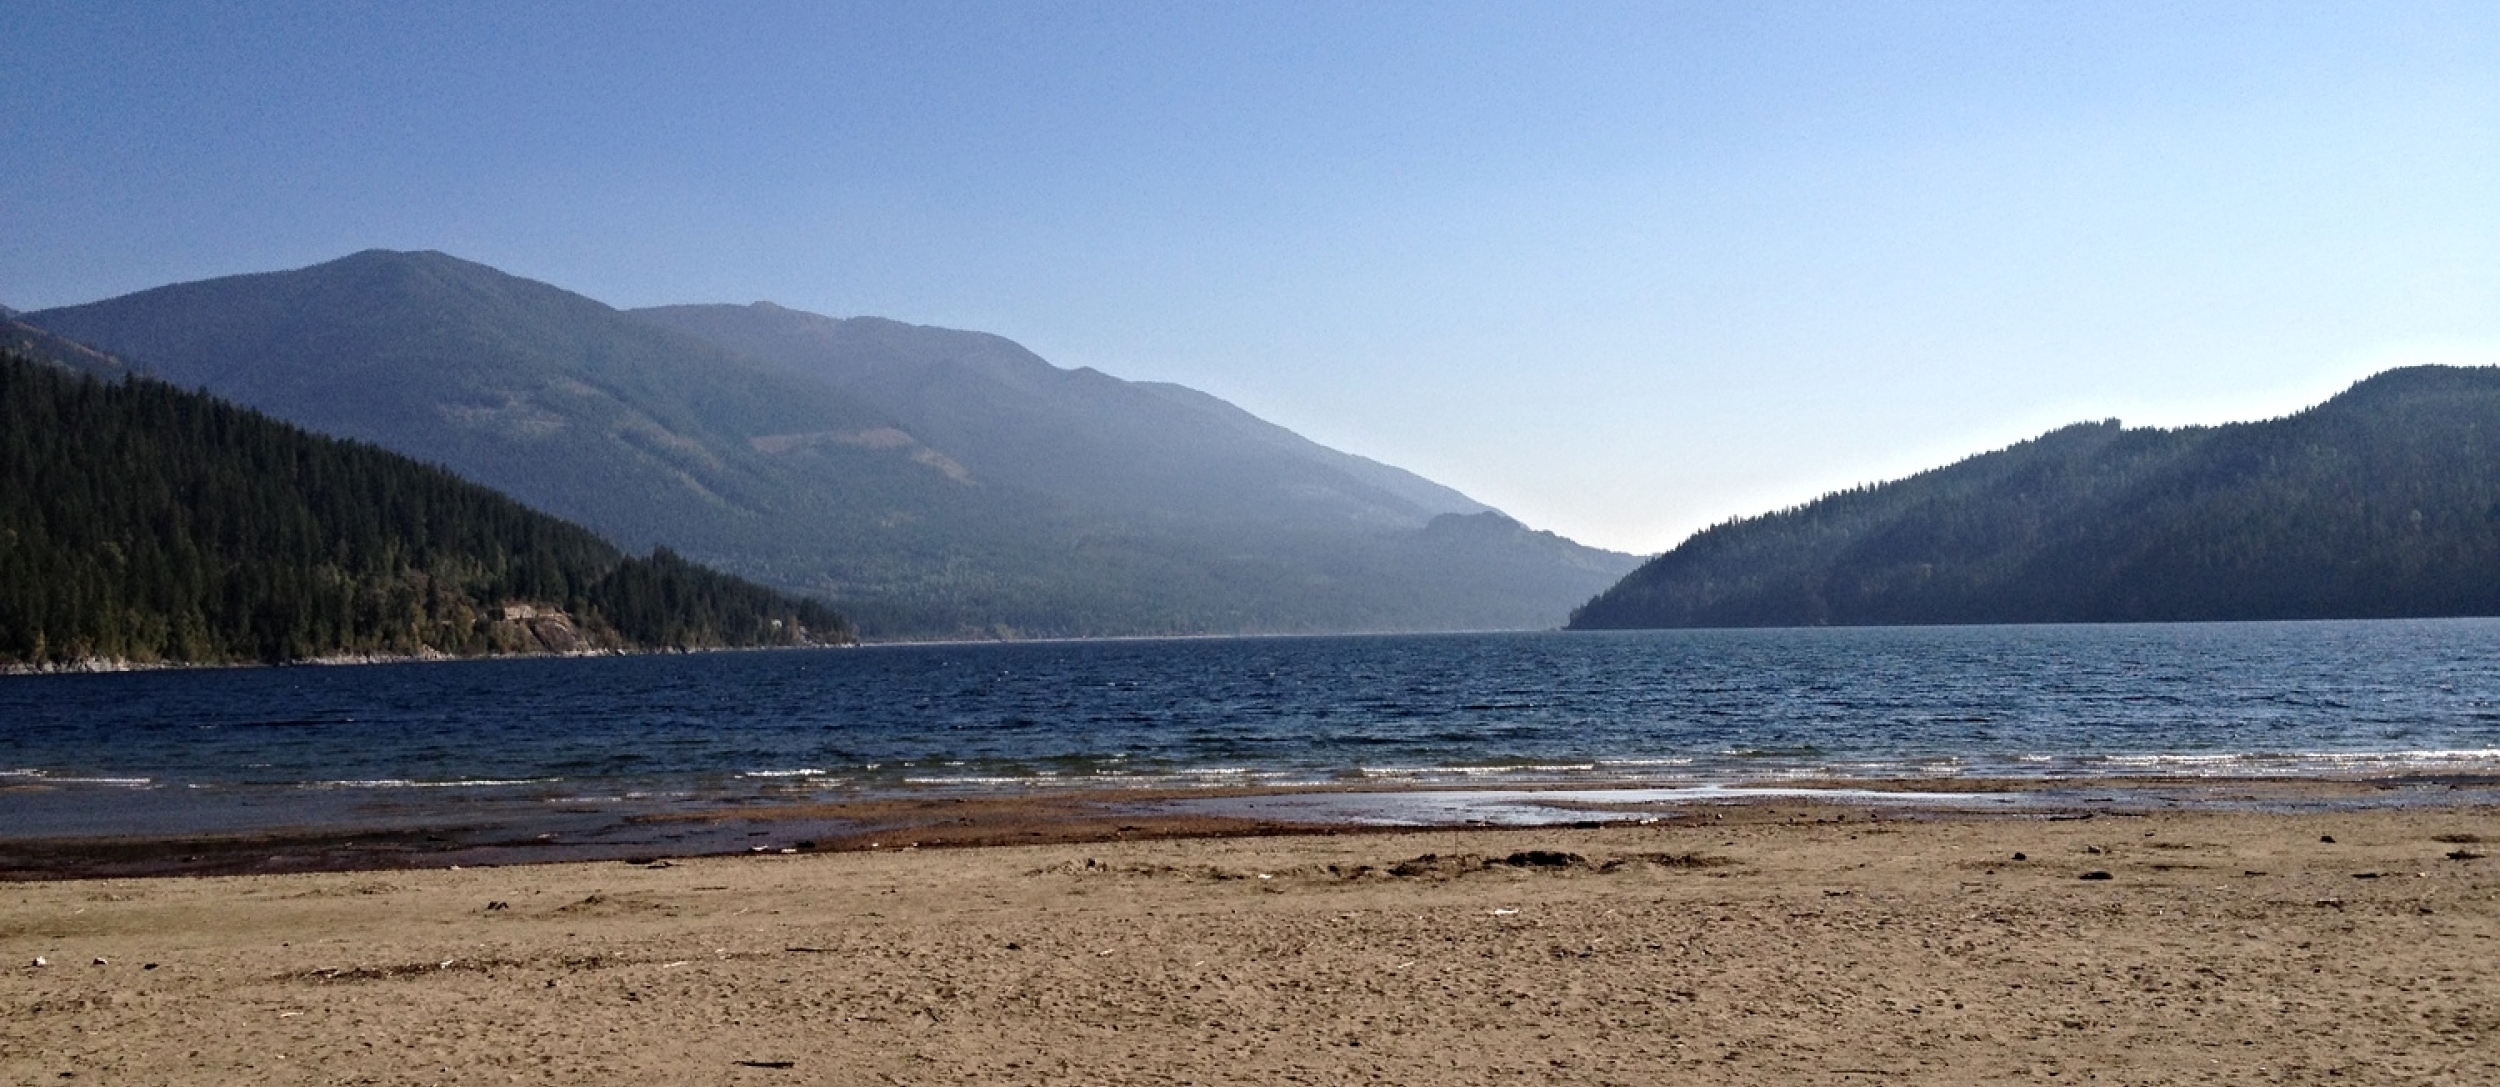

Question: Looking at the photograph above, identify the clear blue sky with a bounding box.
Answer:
[7,2,2496,553]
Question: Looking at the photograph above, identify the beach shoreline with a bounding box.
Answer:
[4,800,2494,1084]
[7,773,2497,882]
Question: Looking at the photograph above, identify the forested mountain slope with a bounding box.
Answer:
[1571,366,2500,629]
[0,350,846,668]
[26,251,1635,637]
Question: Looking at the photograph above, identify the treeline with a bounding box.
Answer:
[591,547,846,649]
[0,349,848,666]
[1570,365,2500,629]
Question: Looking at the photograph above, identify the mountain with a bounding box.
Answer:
[6,314,137,381]
[19,250,932,554]
[0,348,846,668]
[21,251,1125,634]
[1570,366,2500,629]
[25,251,1636,637]
[628,303,1493,531]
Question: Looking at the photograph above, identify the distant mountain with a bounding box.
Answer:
[631,303,1494,531]
[5,315,137,381]
[1571,366,2500,629]
[26,251,1636,637]
[0,348,846,668]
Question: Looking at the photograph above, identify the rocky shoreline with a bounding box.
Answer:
[0,604,853,677]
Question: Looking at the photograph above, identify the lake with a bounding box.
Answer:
[5,620,2499,841]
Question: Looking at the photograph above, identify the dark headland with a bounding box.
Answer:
[1573,365,2500,629]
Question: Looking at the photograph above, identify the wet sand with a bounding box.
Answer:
[5,799,2497,1084]
[7,774,2493,880]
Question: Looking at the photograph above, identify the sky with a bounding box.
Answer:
[6,2,2496,554]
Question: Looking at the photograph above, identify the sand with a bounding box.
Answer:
[5,801,2497,1085]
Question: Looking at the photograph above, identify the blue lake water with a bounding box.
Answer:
[5,621,2500,840]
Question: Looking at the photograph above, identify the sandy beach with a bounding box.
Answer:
[5,797,2496,1085]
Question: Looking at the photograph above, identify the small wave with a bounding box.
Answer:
[1358,763,1599,777]
[738,768,831,778]
[2098,753,2257,766]
[2298,747,2500,763]
[222,716,358,729]
[900,775,1052,786]
[1173,771,1301,787]
[2060,748,2500,776]
[0,771,154,787]
[317,778,552,789]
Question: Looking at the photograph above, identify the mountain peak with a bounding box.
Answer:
[323,247,494,274]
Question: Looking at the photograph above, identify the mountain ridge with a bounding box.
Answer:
[628,301,1496,530]
[1570,365,2500,629]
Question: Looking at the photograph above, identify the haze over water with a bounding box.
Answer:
[7,620,2499,839]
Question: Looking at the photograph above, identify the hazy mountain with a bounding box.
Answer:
[631,303,1494,532]
[1,347,845,667]
[22,251,917,547]
[5,315,137,381]
[27,251,1636,636]
[1571,366,2500,629]
[20,252,1105,626]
